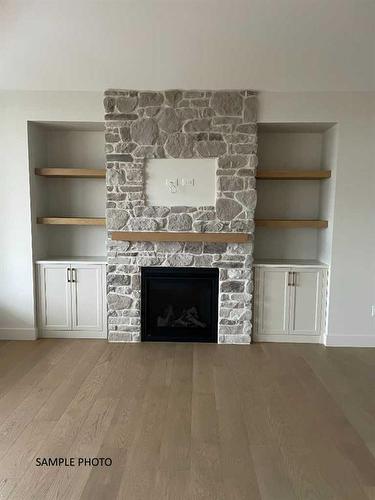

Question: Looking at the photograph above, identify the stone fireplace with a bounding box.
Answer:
[104,89,257,344]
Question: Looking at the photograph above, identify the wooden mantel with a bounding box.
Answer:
[111,231,250,243]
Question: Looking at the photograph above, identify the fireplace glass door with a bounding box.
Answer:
[141,267,219,342]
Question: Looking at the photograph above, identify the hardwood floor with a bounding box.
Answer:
[0,340,374,499]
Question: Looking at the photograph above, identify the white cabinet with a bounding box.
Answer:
[38,264,72,331]
[254,264,328,343]
[71,264,103,332]
[258,268,290,336]
[37,260,106,338]
[289,269,323,337]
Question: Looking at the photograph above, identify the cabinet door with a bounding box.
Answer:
[256,268,291,336]
[38,264,72,330]
[71,264,104,332]
[289,269,323,336]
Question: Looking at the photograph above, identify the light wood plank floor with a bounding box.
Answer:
[0,340,374,499]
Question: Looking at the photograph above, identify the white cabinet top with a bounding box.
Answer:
[36,256,106,264]
[254,259,328,268]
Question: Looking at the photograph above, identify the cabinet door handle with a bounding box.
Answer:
[67,268,71,283]
[71,268,77,283]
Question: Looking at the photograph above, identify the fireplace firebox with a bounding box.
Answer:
[141,267,219,342]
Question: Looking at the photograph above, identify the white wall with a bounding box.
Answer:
[1,0,374,92]
[318,125,339,265]
[1,90,374,345]
[0,91,103,339]
[258,92,375,346]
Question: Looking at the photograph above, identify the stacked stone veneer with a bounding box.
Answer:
[104,89,258,343]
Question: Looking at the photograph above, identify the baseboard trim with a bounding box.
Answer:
[324,334,375,347]
[39,330,107,339]
[253,334,321,344]
[0,328,37,340]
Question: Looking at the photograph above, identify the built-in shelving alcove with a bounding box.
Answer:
[254,122,338,263]
[28,121,106,260]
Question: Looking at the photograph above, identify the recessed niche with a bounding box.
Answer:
[145,159,216,206]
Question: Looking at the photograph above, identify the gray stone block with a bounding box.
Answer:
[115,142,137,154]
[201,221,226,232]
[126,169,143,183]
[128,218,159,231]
[237,168,251,176]
[158,107,181,133]
[191,98,209,107]
[218,177,244,192]
[142,206,170,218]
[107,169,126,186]
[234,144,257,154]
[193,210,215,221]
[194,255,213,266]
[211,91,243,116]
[216,198,242,220]
[130,241,155,252]
[105,113,138,121]
[184,242,203,254]
[168,213,192,231]
[133,145,156,158]
[176,108,199,121]
[117,96,138,113]
[170,206,196,213]
[235,190,257,209]
[137,256,165,266]
[230,220,254,232]
[218,155,248,169]
[139,92,164,107]
[203,243,227,254]
[220,281,244,293]
[166,254,194,267]
[132,274,141,290]
[107,293,133,310]
[244,96,257,122]
[155,241,184,253]
[165,133,193,158]
[105,132,120,143]
[184,119,211,132]
[107,209,129,230]
[225,133,253,144]
[106,154,133,162]
[165,90,183,106]
[145,107,161,117]
[236,123,257,134]
[104,96,115,113]
[119,126,131,141]
[212,116,242,126]
[131,118,158,145]
[107,274,131,286]
[196,141,227,157]
[184,91,204,98]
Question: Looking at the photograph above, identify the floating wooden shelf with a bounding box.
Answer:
[37,217,106,226]
[256,170,331,180]
[111,231,250,243]
[255,219,328,229]
[35,168,105,178]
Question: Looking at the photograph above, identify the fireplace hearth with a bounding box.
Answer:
[141,267,219,342]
